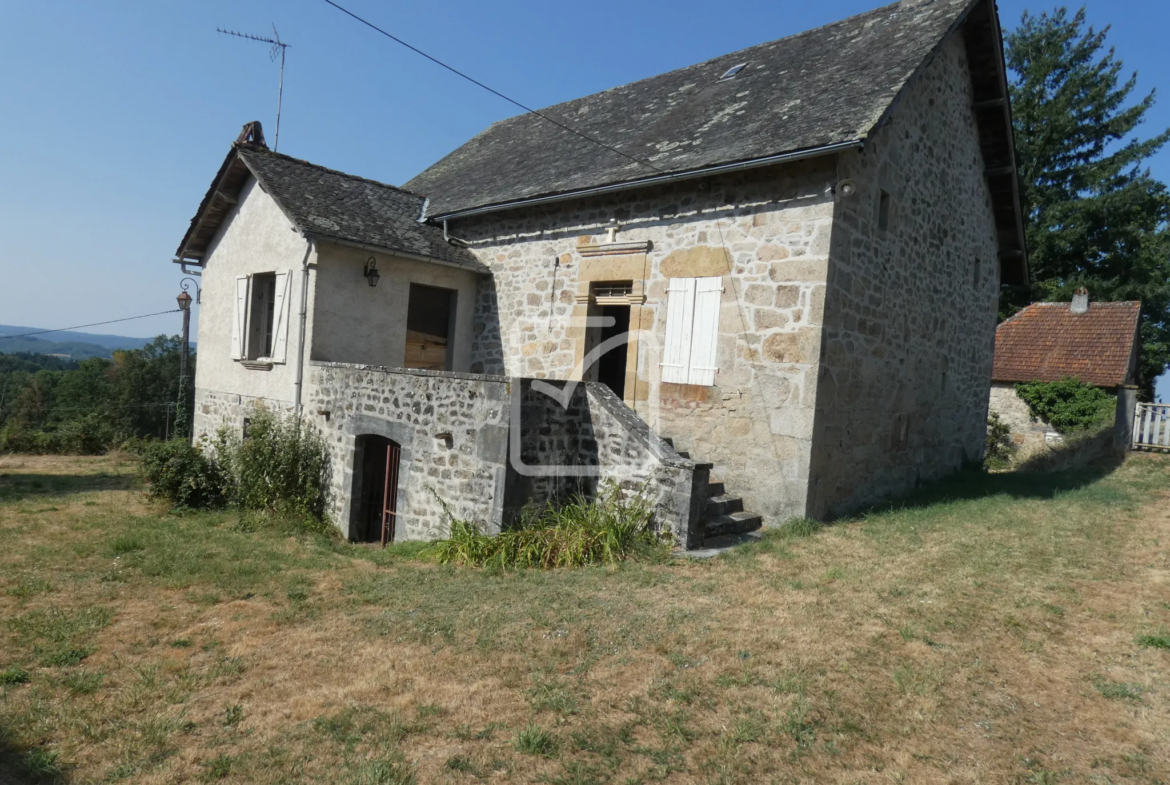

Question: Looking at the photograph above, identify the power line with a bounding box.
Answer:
[319,0,666,177]
[0,311,182,341]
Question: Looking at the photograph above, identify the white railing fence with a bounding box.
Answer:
[1134,403,1170,450]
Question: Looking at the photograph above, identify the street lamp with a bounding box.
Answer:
[175,279,199,440]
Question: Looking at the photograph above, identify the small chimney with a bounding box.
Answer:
[1070,287,1090,314]
[235,121,267,149]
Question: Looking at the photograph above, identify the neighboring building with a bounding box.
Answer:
[177,0,1027,547]
[989,290,1141,459]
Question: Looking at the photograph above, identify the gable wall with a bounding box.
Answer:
[192,177,315,441]
[451,159,840,521]
[808,33,1002,517]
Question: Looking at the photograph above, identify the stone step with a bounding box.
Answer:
[705,494,743,516]
[705,510,763,539]
[707,481,726,497]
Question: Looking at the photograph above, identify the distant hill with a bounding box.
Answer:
[0,335,118,359]
[0,325,197,360]
[0,325,155,352]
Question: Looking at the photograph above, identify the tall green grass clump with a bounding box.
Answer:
[434,481,662,569]
[139,403,330,523]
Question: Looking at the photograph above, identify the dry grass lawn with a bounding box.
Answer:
[1,452,1168,784]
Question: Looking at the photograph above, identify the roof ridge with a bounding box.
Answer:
[236,144,427,200]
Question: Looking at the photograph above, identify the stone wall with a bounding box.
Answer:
[307,362,512,541]
[808,33,1002,518]
[988,382,1055,461]
[192,387,295,446]
[452,158,840,522]
[305,363,704,547]
[512,379,706,546]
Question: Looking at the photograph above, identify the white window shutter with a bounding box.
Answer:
[270,270,292,362]
[661,278,696,384]
[232,276,250,360]
[687,276,722,386]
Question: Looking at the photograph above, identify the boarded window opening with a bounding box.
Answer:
[877,190,892,232]
[405,284,456,371]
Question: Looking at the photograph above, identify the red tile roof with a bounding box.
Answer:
[993,301,1141,388]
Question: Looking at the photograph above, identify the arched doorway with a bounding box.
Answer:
[355,435,401,545]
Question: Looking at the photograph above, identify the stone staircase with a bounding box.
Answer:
[662,438,763,542]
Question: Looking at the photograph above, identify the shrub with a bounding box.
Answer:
[213,404,329,519]
[433,481,662,569]
[985,412,1016,469]
[139,439,225,509]
[1014,377,1115,433]
[138,404,330,522]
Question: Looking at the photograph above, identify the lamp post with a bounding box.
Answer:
[176,279,199,440]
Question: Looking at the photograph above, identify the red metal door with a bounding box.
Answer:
[380,441,401,546]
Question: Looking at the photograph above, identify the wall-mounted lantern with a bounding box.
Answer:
[363,257,380,287]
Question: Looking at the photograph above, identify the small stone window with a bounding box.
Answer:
[877,190,892,232]
[973,258,982,289]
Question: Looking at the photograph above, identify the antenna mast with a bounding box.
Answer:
[217,25,291,151]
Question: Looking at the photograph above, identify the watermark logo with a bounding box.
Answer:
[507,315,667,477]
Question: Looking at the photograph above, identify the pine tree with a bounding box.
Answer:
[1005,7,1170,394]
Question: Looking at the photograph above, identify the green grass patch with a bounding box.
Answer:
[514,722,559,756]
[434,482,664,569]
[1135,631,1170,649]
[0,666,31,685]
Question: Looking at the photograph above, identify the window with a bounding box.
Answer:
[973,257,982,288]
[232,271,291,363]
[248,273,277,360]
[404,284,455,371]
[718,63,747,81]
[661,276,722,386]
[877,190,891,232]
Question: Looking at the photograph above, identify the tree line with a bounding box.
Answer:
[0,337,194,454]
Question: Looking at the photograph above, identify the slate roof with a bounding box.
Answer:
[406,0,980,218]
[993,301,1141,388]
[176,143,485,272]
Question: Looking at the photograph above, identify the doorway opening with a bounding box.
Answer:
[587,282,633,400]
[595,305,630,399]
[355,435,401,545]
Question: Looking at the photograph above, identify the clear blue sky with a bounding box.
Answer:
[1,0,1167,394]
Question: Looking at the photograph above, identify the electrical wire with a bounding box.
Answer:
[319,0,667,177]
[0,311,182,341]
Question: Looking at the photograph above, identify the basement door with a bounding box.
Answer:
[356,435,401,545]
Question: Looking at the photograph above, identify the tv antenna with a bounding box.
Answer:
[217,25,291,151]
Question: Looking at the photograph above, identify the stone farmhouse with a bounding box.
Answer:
[176,0,1027,549]
[989,290,1140,459]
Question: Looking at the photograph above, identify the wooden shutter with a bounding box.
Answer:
[687,276,722,385]
[232,276,250,360]
[270,270,291,362]
[661,278,695,384]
